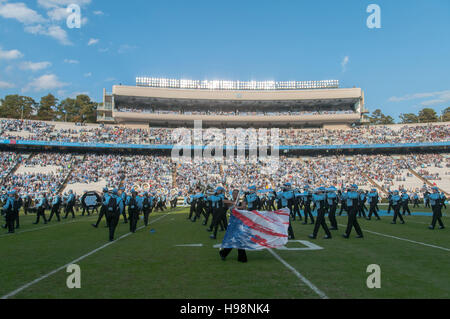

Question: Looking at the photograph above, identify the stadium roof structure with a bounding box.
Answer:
[98,78,365,128]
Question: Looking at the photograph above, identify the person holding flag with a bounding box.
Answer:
[219,189,290,263]
[219,189,248,262]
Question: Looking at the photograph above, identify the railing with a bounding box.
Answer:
[1,139,449,151]
[96,116,115,122]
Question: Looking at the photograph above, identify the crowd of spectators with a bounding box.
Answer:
[3,152,74,196]
[1,119,448,147]
[116,106,355,117]
[0,151,447,200]
[0,152,23,182]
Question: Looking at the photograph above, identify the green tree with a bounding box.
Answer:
[442,107,450,122]
[76,94,97,123]
[57,95,97,123]
[37,93,57,121]
[57,97,76,122]
[0,95,37,119]
[381,115,395,125]
[367,109,394,125]
[418,108,438,123]
[399,113,419,124]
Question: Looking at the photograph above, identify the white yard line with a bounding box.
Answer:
[267,248,329,299]
[1,212,171,299]
[338,224,450,252]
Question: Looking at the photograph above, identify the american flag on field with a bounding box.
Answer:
[221,208,290,250]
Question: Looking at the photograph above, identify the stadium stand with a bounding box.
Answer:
[1,119,449,146]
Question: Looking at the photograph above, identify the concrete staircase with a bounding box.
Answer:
[363,173,388,195]
[59,155,85,193]
[409,168,449,196]
[2,153,30,183]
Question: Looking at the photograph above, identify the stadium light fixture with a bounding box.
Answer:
[135,77,339,90]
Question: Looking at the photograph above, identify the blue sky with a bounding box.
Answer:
[0,0,449,121]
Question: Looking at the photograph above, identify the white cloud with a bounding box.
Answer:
[64,59,79,64]
[42,1,88,25]
[20,61,52,71]
[389,90,450,106]
[341,56,349,72]
[25,24,72,45]
[23,74,69,92]
[88,38,99,46]
[47,6,69,21]
[84,72,92,77]
[0,80,15,89]
[0,0,92,45]
[0,2,46,24]
[93,10,104,15]
[0,47,23,60]
[47,25,71,45]
[118,44,137,54]
[69,91,89,98]
[38,0,91,9]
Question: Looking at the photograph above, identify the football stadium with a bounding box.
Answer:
[0,0,449,307]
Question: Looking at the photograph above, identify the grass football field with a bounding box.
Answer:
[0,206,449,299]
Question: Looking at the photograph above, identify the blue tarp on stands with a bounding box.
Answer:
[1,139,449,151]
